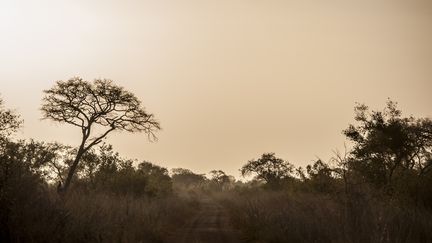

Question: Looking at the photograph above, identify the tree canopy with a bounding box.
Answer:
[0,97,22,138]
[343,100,432,187]
[41,77,160,139]
[41,77,161,192]
[241,153,294,186]
[171,168,207,189]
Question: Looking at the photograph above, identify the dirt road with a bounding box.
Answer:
[166,197,241,243]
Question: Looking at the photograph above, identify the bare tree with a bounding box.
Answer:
[41,77,160,192]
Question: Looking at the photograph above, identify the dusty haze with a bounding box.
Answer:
[1,0,431,177]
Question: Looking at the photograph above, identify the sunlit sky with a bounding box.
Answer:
[1,0,431,177]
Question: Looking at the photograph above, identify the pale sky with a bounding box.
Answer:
[1,0,431,177]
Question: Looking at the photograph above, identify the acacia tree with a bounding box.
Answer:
[241,153,294,187]
[41,77,160,192]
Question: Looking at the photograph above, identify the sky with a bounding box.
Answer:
[1,0,431,177]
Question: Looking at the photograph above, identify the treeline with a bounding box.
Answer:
[1,78,432,243]
[0,92,245,242]
[0,112,236,242]
[218,100,432,243]
[0,79,236,243]
[0,98,194,242]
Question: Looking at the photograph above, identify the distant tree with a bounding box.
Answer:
[209,170,235,190]
[209,170,228,183]
[241,153,294,187]
[90,157,172,197]
[41,77,161,192]
[171,168,207,189]
[137,161,172,196]
[0,97,22,138]
[306,159,337,193]
[343,100,432,188]
[138,161,169,177]
[306,160,332,179]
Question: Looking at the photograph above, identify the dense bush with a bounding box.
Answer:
[0,137,197,242]
[215,100,432,243]
[2,94,432,243]
[219,190,432,243]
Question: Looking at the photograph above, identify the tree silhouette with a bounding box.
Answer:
[171,168,207,189]
[305,159,337,193]
[0,97,22,138]
[343,100,432,187]
[209,170,235,191]
[137,161,172,197]
[209,170,228,183]
[241,153,294,187]
[41,77,160,192]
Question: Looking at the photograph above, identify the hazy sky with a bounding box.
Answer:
[1,0,431,177]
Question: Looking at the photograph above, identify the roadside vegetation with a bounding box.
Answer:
[1,78,431,242]
[217,100,432,243]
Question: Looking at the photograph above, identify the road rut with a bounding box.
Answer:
[167,197,241,243]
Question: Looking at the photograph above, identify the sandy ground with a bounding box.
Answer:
[166,197,241,243]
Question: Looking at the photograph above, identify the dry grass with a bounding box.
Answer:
[4,187,199,243]
[218,190,432,243]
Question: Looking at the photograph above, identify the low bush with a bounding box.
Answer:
[220,190,432,243]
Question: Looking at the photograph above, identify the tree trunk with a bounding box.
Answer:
[62,146,85,193]
[60,125,112,194]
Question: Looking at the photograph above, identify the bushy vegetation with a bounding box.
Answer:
[0,82,197,243]
[219,190,432,243]
[217,100,432,243]
[1,79,431,243]
[0,126,197,242]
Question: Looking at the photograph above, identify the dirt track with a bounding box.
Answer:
[166,197,241,243]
